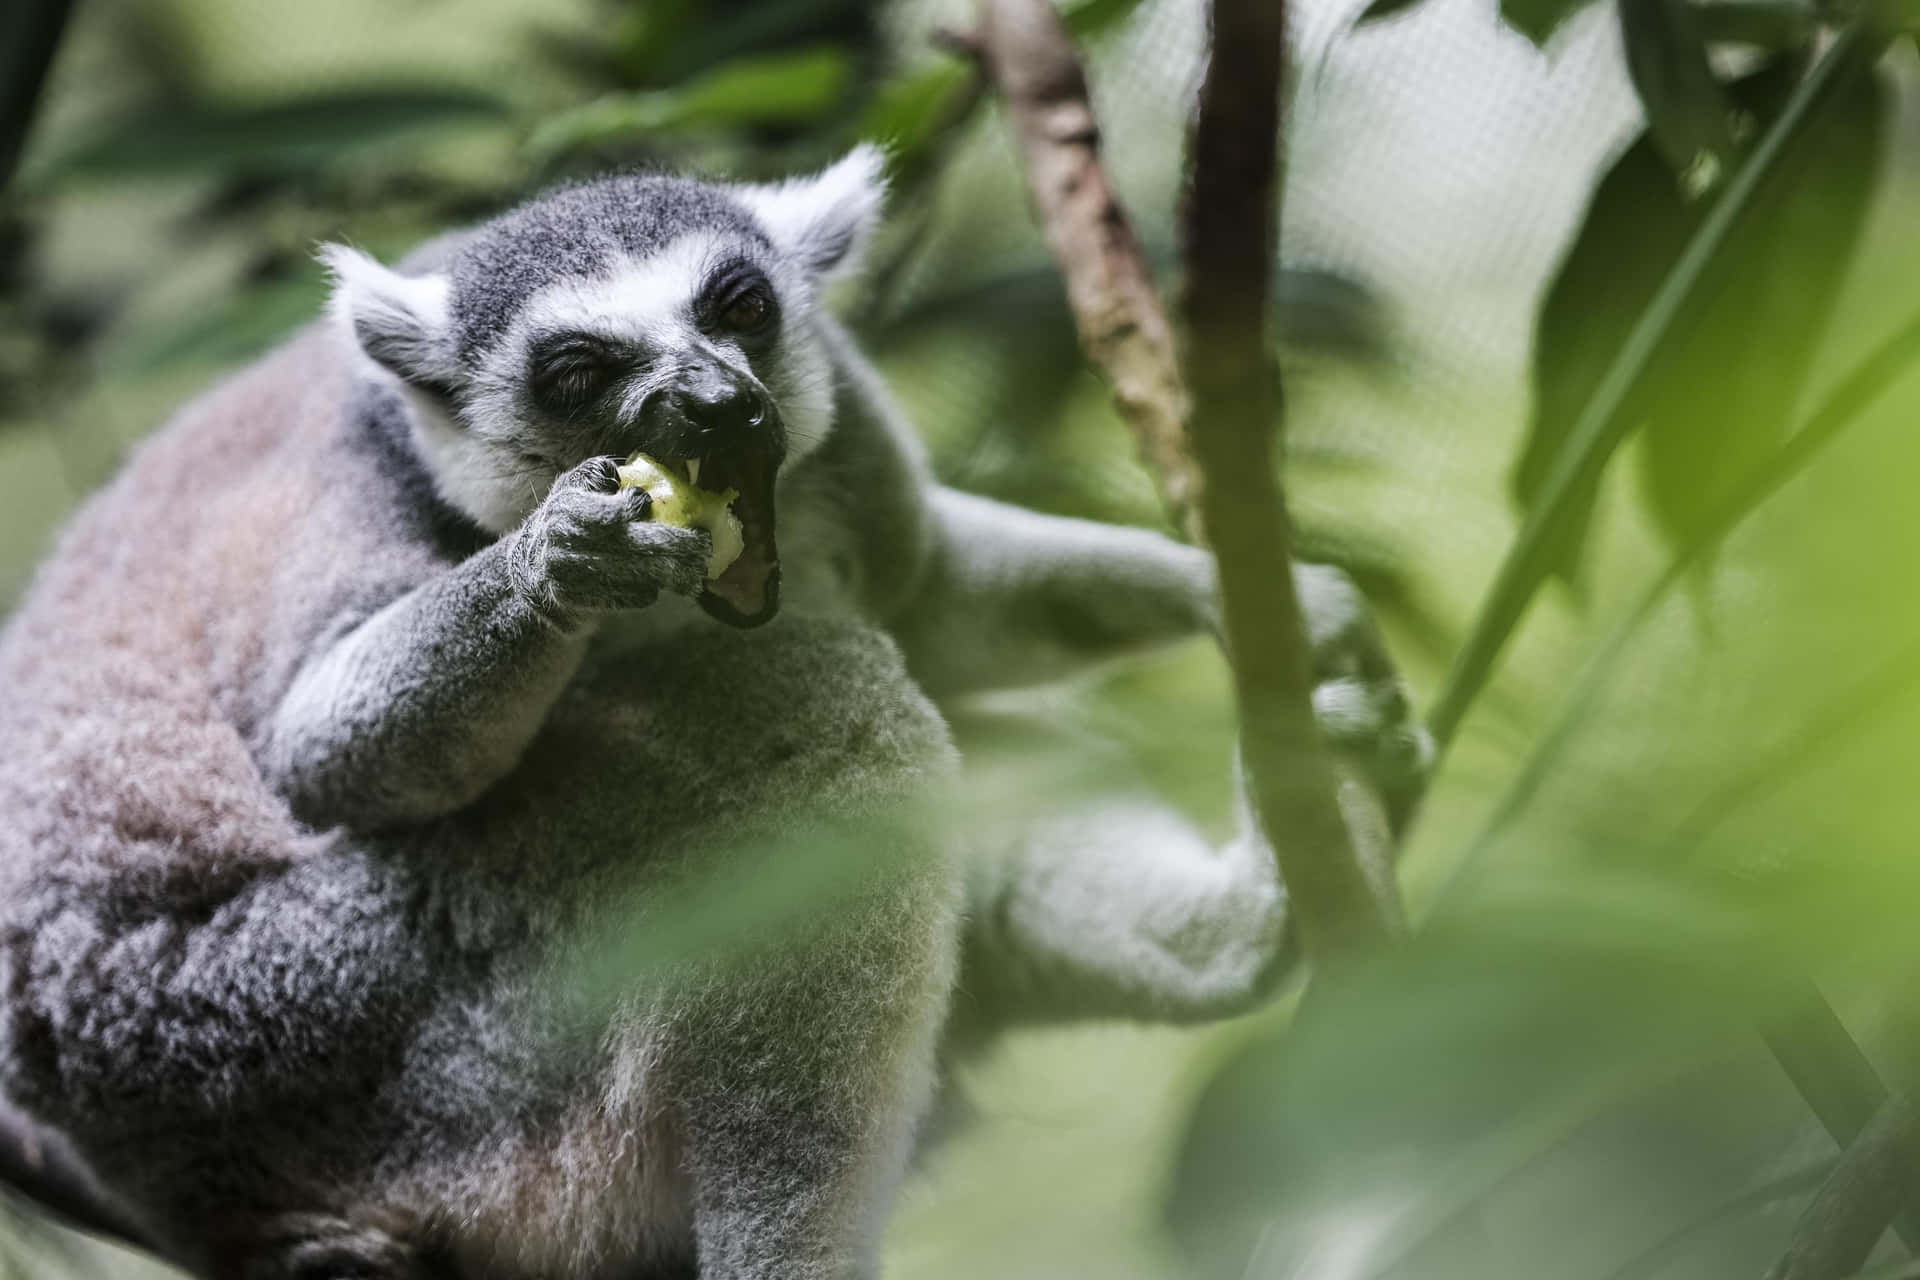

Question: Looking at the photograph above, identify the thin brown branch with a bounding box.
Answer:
[1767,1098,1920,1280]
[973,0,1399,965]
[972,0,1202,542]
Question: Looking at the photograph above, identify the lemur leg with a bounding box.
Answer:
[948,674,1428,1034]
[953,776,1296,1031]
[674,922,951,1280]
[947,689,1427,1033]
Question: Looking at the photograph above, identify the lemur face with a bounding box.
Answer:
[322,147,885,625]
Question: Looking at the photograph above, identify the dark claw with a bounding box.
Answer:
[579,457,622,492]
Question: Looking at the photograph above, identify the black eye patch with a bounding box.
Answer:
[697,259,779,339]
[527,332,631,416]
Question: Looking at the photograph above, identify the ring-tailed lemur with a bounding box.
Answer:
[0,147,1428,1279]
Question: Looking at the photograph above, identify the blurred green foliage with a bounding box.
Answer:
[6,1,1920,1279]
[1514,51,1884,591]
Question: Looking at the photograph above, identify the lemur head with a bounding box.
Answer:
[321,146,886,627]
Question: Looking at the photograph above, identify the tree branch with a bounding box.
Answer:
[973,0,1400,965]
[972,0,1202,543]
[1768,1098,1920,1280]
[1182,0,1399,961]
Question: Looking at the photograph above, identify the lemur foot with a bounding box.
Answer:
[1292,563,1434,830]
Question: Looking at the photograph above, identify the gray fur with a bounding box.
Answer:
[448,178,769,363]
[0,153,1425,1278]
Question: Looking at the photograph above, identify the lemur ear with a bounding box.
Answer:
[318,244,462,391]
[734,145,887,281]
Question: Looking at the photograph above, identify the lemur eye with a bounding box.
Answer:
[701,260,778,339]
[719,289,773,335]
[529,335,620,413]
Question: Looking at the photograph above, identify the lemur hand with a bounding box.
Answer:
[509,457,712,616]
[1291,563,1434,830]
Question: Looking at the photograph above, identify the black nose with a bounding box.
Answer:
[665,366,769,441]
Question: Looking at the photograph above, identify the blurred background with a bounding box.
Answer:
[5,0,1920,1276]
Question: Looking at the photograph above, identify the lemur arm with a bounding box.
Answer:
[261,538,591,830]
[884,485,1433,819]
[889,486,1216,698]
[262,452,709,831]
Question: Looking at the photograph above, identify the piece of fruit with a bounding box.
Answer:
[615,454,746,580]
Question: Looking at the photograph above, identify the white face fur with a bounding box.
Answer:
[320,146,886,537]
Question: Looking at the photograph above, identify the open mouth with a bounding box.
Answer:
[648,450,781,629]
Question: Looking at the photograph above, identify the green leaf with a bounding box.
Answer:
[528,46,855,161]
[617,0,872,88]
[1431,25,1883,748]
[1441,307,1920,915]
[1618,0,1736,192]
[1692,0,1819,50]
[1061,0,1152,37]
[1166,868,1798,1278]
[109,268,330,375]
[1603,1159,1836,1280]
[1500,0,1601,46]
[1510,56,1879,587]
[1842,1262,1920,1280]
[1512,134,1694,592]
[860,61,974,156]
[0,0,78,192]
[31,88,506,183]
[1638,61,1884,554]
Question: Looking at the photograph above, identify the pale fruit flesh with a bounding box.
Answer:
[615,454,746,580]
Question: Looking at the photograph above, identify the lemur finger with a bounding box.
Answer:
[554,455,623,496]
[549,488,646,542]
[1312,677,1393,748]
[616,487,654,523]
[1312,671,1431,831]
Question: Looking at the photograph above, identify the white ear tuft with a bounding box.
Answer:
[318,243,461,389]
[734,144,888,281]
